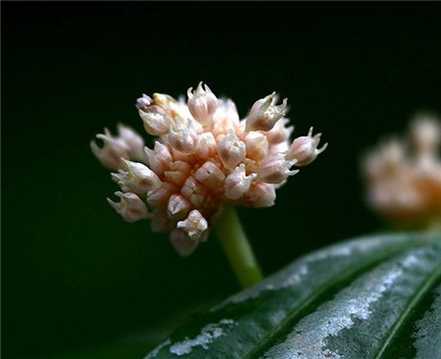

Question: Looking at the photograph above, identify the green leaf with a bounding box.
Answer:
[144,232,441,359]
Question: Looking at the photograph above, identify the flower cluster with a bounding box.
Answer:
[362,114,441,224]
[91,83,327,255]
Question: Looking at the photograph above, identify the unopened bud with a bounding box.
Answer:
[245,182,276,208]
[187,82,218,126]
[225,164,257,200]
[169,229,200,257]
[194,161,226,190]
[246,92,288,131]
[259,154,298,184]
[245,131,269,161]
[287,127,328,166]
[217,131,246,169]
[177,209,208,240]
[107,191,149,222]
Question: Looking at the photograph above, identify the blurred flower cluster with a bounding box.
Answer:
[363,113,441,227]
[91,83,327,255]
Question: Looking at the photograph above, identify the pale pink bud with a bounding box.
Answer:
[194,161,226,190]
[167,194,191,219]
[167,127,196,153]
[245,131,269,161]
[107,191,149,222]
[245,182,276,208]
[138,106,170,136]
[112,159,161,194]
[164,161,191,186]
[147,183,176,209]
[144,141,173,175]
[177,209,208,240]
[287,127,328,166]
[91,128,131,170]
[212,99,240,135]
[225,164,257,200]
[135,94,152,111]
[410,115,441,155]
[266,118,294,144]
[169,229,200,257]
[181,176,207,207]
[246,92,288,131]
[187,82,218,126]
[195,132,217,159]
[117,124,145,161]
[217,131,246,169]
[259,154,298,184]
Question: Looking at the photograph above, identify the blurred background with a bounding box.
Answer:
[3,3,441,358]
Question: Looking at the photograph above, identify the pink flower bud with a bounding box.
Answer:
[259,154,298,184]
[177,209,208,240]
[246,92,288,131]
[217,131,246,169]
[144,141,173,175]
[266,118,294,144]
[117,124,145,161]
[169,229,200,257]
[135,94,152,111]
[91,128,131,170]
[287,127,328,166]
[225,164,257,200]
[164,161,191,186]
[181,176,207,207]
[245,131,269,161]
[244,182,276,208]
[187,82,218,126]
[138,106,171,136]
[194,161,226,190]
[167,194,191,219]
[195,132,217,159]
[167,127,196,153]
[112,159,161,194]
[107,191,149,222]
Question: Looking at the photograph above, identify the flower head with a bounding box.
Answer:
[92,83,327,255]
[362,113,441,224]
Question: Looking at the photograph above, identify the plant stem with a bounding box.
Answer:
[215,206,263,288]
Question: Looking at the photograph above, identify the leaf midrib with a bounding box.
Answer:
[373,258,441,359]
[244,242,422,359]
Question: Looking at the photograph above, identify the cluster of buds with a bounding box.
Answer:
[91,83,327,255]
[362,113,441,226]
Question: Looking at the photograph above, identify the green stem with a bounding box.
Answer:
[215,206,263,288]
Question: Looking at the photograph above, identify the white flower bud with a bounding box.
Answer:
[195,132,217,159]
[169,229,200,257]
[181,176,207,207]
[138,106,171,136]
[225,164,257,200]
[144,141,172,175]
[167,127,196,153]
[410,115,441,155]
[266,118,294,144]
[187,82,218,126]
[245,182,276,208]
[194,161,226,190]
[177,209,208,240]
[113,159,161,194]
[167,194,191,219]
[135,94,152,111]
[287,127,328,166]
[164,161,191,186]
[212,99,240,135]
[107,191,149,223]
[259,154,298,184]
[245,131,269,161]
[217,131,246,169]
[117,124,145,161]
[146,183,176,209]
[91,128,134,170]
[246,92,288,131]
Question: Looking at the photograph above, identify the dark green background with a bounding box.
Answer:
[3,2,441,358]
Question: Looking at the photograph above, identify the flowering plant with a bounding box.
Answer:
[91,82,326,286]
